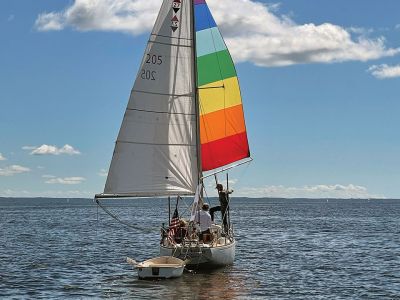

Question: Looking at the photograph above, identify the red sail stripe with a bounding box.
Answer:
[201,132,250,171]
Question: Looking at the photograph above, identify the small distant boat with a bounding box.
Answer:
[127,256,186,279]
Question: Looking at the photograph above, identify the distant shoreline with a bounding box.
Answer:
[0,197,396,201]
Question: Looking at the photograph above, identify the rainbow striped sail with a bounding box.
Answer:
[194,0,250,172]
[97,0,251,198]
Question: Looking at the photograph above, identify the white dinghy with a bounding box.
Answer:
[127,256,186,279]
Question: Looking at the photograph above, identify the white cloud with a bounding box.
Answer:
[0,153,6,161]
[7,14,15,22]
[0,165,31,176]
[235,184,384,199]
[22,146,37,150]
[35,12,63,30]
[367,64,400,79]
[34,0,399,67]
[35,0,158,34]
[26,144,81,155]
[42,174,56,178]
[395,24,400,30]
[98,169,108,177]
[45,176,86,184]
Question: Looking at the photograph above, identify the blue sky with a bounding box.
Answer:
[1,0,399,198]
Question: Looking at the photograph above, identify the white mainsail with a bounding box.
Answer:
[101,0,198,197]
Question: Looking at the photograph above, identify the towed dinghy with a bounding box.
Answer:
[127,256,186,279]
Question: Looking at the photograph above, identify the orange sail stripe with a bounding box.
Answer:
[201,132,249,171]
[199,104,246,144]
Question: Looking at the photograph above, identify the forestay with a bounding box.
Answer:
[102,0,198,197]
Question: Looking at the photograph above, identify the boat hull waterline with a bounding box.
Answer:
[160,240,236,267]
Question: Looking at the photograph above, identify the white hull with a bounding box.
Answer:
[135,256,186,279]
[160,239,236,267]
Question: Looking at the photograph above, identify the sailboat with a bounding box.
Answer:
[95,0,251,268]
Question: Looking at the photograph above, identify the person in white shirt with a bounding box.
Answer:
[194,203,212,241]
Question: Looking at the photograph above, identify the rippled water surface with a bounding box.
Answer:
[1,198,399,299]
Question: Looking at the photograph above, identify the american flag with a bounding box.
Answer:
[168,207,179,242]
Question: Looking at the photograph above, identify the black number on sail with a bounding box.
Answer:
[145,54,162,65]
[140,69,156,80]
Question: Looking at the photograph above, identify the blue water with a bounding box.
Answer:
[0,198,399,299]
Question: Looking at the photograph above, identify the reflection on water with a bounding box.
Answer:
[119,266,255,300]
[1,198,400,299]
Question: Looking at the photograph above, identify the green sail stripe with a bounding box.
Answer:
[197,49,237,86]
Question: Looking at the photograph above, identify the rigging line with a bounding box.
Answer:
[148,40,192,48]
[176,196,193,218]
[198,104,219,166]
[215,26,250,142]
[202,185,216,208]
[198,95,213,152]
[202,10,226,90]
[131,89,193,98]
[235,156,252,183]
[126,108,195,116]
[224,109,248,147]
[94,199,153,233]
[150,33,192,41]
[191,0,202,181]
[201,158,253,179]
[197,86,224,89]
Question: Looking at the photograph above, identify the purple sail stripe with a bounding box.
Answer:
[194,0,206,5]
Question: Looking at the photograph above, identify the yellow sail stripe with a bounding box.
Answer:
[199,104,246,144]
[198,76,242,116]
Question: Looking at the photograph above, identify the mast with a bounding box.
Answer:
[191,0,202,184]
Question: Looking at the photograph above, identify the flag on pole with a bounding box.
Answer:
[168,207,179,242]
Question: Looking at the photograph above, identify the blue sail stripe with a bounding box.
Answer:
[194,3,217,32]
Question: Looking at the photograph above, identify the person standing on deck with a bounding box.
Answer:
[210,183,232,233]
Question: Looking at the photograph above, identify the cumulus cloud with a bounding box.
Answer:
[0,153,6,161]
[25,144,81,155]
[44,176,86,184]
[0,165,31,176]
[35,0,158,34]
[34,0,399,67]
[35,12,64,30]
[235,184,384,199]
[42,174,56,178]
[367,64,400,79]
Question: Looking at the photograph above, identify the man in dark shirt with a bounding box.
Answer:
[210,183,232,233]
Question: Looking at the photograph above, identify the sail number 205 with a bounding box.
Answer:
[141,54,162,81]
[145,54,162,65]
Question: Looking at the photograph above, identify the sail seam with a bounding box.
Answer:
[150,33,192,41]
[131,89,194,98]
[126,108,195,116]
[148,40,192,48]
[117,140,196,146]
